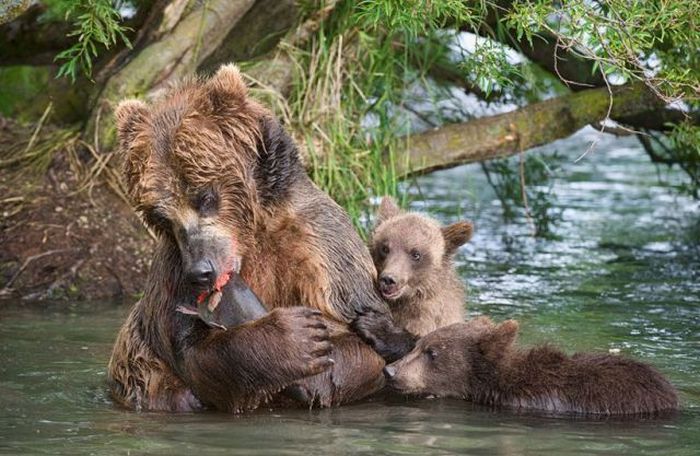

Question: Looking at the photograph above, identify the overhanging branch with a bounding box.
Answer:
[397,83,665,177]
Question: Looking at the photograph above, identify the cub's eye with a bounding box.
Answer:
[380,244,390,256]
[425,348,438,360]
[411,249,422,262]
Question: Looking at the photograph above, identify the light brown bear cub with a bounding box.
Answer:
[384,317,679,416]
[370,196,473,337]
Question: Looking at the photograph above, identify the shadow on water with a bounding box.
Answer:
[1,129,699,455]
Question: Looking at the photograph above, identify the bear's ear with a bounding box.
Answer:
[442,220,473,256]
[376,196,401,226]
[115,99,149,151]
[204,64,248,114]
[469,315,495,329]
[478,319,519,362]
[255,116,302,205]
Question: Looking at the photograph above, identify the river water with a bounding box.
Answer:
[1,129,698,455]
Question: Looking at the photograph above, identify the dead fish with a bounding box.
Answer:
[176,272,323,406]
[176,272,267,330]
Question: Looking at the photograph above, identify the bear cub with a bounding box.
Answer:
[384,317,679,416]
[370,196,473,337]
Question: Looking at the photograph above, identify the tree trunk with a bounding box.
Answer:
[198,0,298,74]
[85,0,258,152]
[398,83,663,177]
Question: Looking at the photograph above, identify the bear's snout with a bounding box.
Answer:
[378,274,402,299]
[379,274,396,287]
[186,259,217,289]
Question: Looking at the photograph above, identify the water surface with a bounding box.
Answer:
[1,129,698,455]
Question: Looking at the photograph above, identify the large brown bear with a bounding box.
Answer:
[107,64,389,412]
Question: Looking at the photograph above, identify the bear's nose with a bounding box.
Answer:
[383,365,397,379]
[379,274,396,287]
[187,260,216,288]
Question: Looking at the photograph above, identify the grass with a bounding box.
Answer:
[249,6,413,237]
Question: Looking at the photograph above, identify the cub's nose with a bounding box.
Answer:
[379,274,396,287]
[187,260,216,288]
[383,365,397,379]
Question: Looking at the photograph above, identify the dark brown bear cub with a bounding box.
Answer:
[384,317,679,416]
[370,196,473,337]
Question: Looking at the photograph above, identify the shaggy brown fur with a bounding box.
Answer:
[384,317,680,416]
[352,198,472,362]
[371,196,472,336]
[108,64,387,413]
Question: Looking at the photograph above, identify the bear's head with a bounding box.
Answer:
[115,64,303,294]
[370,196,473,302]
[383,317,519,398]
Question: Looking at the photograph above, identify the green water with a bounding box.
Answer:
[1,130,698,455]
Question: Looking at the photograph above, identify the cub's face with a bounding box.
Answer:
[383,317,519,398]
[370,197,473,302]
[371,215,445,301]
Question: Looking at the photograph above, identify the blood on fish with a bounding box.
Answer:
[195,270,232,304]
[214,271,232,291]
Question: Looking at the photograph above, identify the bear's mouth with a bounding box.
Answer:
[380,285,404,300]
[194,256,242,298]
[385,379,418,396]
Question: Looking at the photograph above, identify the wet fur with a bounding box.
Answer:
[108,65,387,412]
[386,318,679,416]
[371,197,471,336]
[352,198,472,362]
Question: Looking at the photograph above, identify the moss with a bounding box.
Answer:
[0,66,91,124]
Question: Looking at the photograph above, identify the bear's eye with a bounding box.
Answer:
[146,208,170,231]
[197,190,218,214]
[425,348,438,360]
[380,244,390,256]
[411,249,422,262]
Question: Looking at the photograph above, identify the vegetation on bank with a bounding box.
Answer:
[0,0,698,298]
[2,1,698,233]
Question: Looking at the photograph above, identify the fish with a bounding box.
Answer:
[175,272,316,405]
[176,272,267,330]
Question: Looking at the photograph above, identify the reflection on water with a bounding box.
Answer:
[1,130,699,455]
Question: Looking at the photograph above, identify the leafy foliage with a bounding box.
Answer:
[481,152,563,238]
[665,122,700,198]
[36,0,700,233]
[55,0,131,82]
[292,0,700,234]
[505,0,700,102]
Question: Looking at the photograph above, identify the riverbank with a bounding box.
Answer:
[0,117,153,301]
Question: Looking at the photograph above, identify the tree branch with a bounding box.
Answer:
[397,83,663,177]
[199,0,298,74]
[86,0,258,151]
[0,1,162,68]
[244,0,339,97]
[0,0,32,25]
[500,29,606,90]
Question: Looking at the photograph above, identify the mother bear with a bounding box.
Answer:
[108,65,402,412]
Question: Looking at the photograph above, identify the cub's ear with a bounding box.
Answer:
[442,220,473,256]
[478,319,519,362]
[376,196,401,226]
[469,315,495,329]
[115,99,149,151]
[204,64,248,114]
